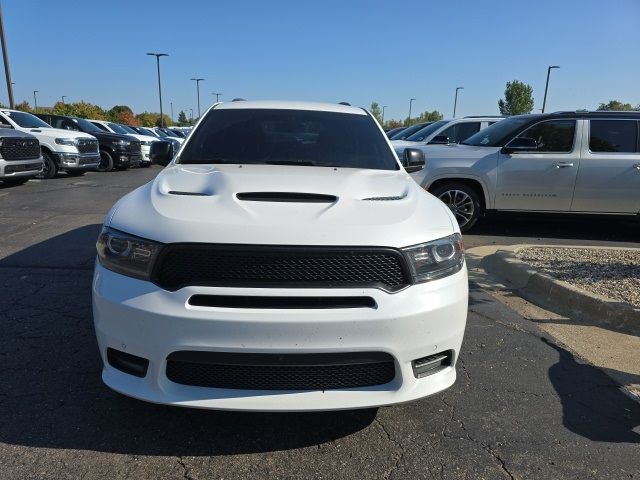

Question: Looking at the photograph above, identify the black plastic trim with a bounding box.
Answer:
[107,348,149,377]
[189,294,376,309]
[236,192,337,203]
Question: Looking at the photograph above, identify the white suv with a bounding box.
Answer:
[0,109,99,178]
[92,100,468,411]
[391,116,502,158]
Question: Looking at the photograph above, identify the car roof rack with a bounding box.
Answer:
[338,102,351,106]
[463,115,505,118]
[231,98,246,102]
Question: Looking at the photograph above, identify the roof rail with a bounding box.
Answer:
[338,102,351,106]
[463,115,505,118]
[231,98,246,102]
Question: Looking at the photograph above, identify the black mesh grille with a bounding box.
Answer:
[1,138,40,160]
[165,352,396,390]
[152,244,411,291]
[129,141,141,153]
[76,139,98,153]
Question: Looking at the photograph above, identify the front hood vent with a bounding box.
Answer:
[362,195,406,201]
[236,192,337,203]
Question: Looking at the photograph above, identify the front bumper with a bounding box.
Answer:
[113,150,142,167]
[141,145,151,163]
[92,263,468,411]
[0,157,43,178]
[56,152,100,170]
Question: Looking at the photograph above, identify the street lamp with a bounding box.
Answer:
[382,105,388,126]
[408,98,416,124]
[189,108,194,122]
[170,102,174,123]
[542,65,560,113]
[212,92,222,103]
[146,52,169,127]
[453,87,464,118]
[190,78,205,118]
[61,95,67,104]
[33,90,39,112]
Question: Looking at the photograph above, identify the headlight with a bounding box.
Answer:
[96,227,162,280]
[113,139,131,148]
[55,138,77,146]
[402,233,464,282]
[141,140,154,146]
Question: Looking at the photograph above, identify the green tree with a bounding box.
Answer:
[177,110,188,126]
[498,80,534,115]
[15,101,31,112]
[51,100,106,119]
[404,110,443,126]
[384,119,404,129]
[370,102,383,125]
[596,100,639,111]
[107,105,135,123]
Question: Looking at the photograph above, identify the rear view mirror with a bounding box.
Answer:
[429,135,450,145]
[150,141,173,166]
[502,137,537,154]
[402,148,425,173]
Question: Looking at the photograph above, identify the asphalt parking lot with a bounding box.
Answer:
[1,168,639,479]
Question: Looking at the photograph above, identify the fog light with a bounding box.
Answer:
[120,156,128,162]
[412,350,453,378]
[107,348,149,377]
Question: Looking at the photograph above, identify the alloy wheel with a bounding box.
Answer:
[438,189,475,228]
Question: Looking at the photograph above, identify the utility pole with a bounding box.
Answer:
[170,102,174,123]
[33,90,39,112]
[382,105,388,126]
[453,87,464,118]
[542,66,560,113]
[0,4,14,108]
[212,92,222,103]
[190,78,204,118]
[408,98,416,125]
[146,52,168,127]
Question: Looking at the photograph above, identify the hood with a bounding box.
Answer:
[125,133,158,143]
[0,128,38,140]
[24,127,96,140]
[89,131,138,143]
[108,164,456,248]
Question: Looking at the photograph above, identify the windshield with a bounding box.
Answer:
[180,108,399,170]
[73,117,103,133]
[138,127,156,136]
[389,122,429,140]
[406,120,449,142]
[153,128,168,137]
[462,116,537,147]
[107,122,129,134]
[118,124,139,134]
[2,111,51,128]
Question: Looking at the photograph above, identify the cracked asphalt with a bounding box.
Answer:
[1,168,639,479]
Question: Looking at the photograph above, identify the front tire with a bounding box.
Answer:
[37,150,58,179]
[97,150,114,172]
[431,182,482,232]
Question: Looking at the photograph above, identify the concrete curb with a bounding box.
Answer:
[480,245,640,337]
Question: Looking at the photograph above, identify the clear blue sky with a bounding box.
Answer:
[4,0,639,121]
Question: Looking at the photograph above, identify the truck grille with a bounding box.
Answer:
[0,137,40,161]
[76,138,98,154]
[152,244,412,292]
[165,351,396,391]
[129,141,141,153]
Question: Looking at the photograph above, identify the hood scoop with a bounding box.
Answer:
[168,190,211,196]
[236,192,337,203]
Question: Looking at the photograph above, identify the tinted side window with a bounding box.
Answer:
[589,120,638,153]
[518,120,575,152]
[441,122,481,143]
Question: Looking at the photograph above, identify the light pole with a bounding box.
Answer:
[542,65,560,113]
[453,87,464,118]
[0,4,14,108]
[170,102,174,123]
[212,92,222,103]
[408,98,416,125]
[190,78,204,118]
[61,95,67,104]
[189,108,194,122]
[33,90,39,112]
[146,52,168,127]
[382,105,388,126]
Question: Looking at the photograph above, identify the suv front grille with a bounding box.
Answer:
[152,244,412,292]
[76,139,98,154]
[1,137,40,161]
[129,141,141,153]
[165,351,396,391]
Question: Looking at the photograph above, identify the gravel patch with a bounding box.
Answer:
[516,247,640,307]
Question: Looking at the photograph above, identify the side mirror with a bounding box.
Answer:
[402,148,425,173]
[501,137,537,154]
[429,135,450,145]
[150,140,172,166]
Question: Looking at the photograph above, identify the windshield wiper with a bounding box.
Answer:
[265,160,317,166]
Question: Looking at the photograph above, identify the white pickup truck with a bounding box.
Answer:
[0,109,100,178]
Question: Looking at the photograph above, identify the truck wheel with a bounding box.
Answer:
[2,177,30,185]
[66,171,86,177]
[37,150,58,179]
[97,150,114,172]
[431,182,481,232]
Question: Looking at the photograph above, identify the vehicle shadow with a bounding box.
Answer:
[542,338,640,443]
[0,226,377,456]
[471,213,640,244]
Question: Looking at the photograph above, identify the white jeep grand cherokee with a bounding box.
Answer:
[92,100,468,411]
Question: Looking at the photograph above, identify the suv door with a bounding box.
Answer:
[571,119,640,213]
[494,118,581,211]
